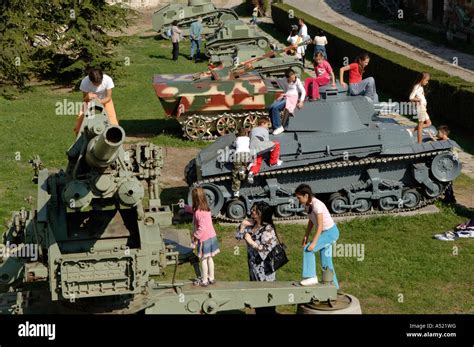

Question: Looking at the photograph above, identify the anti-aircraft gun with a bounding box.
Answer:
[0,101,341,314]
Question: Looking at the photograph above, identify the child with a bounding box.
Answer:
[304,52,336,101]
[248,117,282,184]
[430,125,450,141]
[231,127,252,197]
[409,72,432,144]
[182,187,220,286]
[268,68,305,135]
[287,28,304,61]
[339,52,379,103]
[251,4,259,25]
[171,20,182,61]
[313,30,328,59]
[74,68,117,133]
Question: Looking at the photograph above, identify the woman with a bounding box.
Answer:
[236,202,278,313]
[171,20,182,61]
[313,29,328,59]
[295,184,339,288]
[339,52,378,103]
[287,28,304,62]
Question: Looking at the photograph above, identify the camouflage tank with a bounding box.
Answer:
[0,101,340,314]
[152,41,309,141]
[210,44,305,78]
[205,19,270,57]
[152,0,238,39]
[184,84,462,220]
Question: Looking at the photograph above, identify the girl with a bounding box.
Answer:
[339,52,379,103]
[287,28,304,61]
[295,184,339,288]
[184,187,220,286]
[304,52,336,101]
[236,202,279,314]
[313,29,328,59]
[171,20,182,61]
[409,72,432,144]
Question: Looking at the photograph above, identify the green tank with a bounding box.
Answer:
[205,19,270,57]
[152,0,238,39]
[0,101,339,314]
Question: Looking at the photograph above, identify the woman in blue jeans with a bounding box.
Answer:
[295,184,339,288]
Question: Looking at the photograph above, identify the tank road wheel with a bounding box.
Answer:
[353,198,372,213]
[216,115,237,136]
[257,38,269,49]
[184,118,211,140]
[378,196,397,211]
[275,203,294,218]
[226,200,247,220]
[242,114,258,130]
[201,184,224,217]
[329,193,349,214]
[402,189,421,209]
[424,182,444,199]
[431,152,461,182]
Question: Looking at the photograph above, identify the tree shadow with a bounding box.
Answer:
[120,118,182,137]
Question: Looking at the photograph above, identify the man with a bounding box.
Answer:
[190,17,203,62]
[298,18,309,67]
[268,69,305,135]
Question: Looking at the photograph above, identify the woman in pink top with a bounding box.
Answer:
[183,187,220,287]
[304,52,336,101]
[295,184,340,288]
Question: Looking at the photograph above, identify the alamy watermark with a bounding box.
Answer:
[0,242,39,262]
[323,242,365,261]
[379,99,421,119]
[217,147,258,163]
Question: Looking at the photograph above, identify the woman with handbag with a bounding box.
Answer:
[235,202,282,313]
[295,184,340,288]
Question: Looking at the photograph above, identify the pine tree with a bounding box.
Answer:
[0,0,134,92]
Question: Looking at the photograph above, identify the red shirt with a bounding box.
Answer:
[348,63,362,84]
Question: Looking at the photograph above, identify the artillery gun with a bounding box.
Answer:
[152,0,238,39]
[184,85,462,221]
[153,40,310,141]
[0,101,340,314]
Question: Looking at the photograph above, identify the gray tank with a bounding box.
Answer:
[185,84,462,220]
[152,0,238,39]
[205,19,270,57]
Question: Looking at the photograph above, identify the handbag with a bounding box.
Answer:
[263,227,289,275]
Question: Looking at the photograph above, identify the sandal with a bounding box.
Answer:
[208,279,216,285]
[193,278,209,287]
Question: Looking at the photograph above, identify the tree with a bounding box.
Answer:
[0,0,134,92]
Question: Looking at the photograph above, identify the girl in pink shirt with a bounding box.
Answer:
[183,187,220,286]
[295,184,340,288]
[304,52,336,101]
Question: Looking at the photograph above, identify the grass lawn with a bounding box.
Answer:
[0,34,473,314]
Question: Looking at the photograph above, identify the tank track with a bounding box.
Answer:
[190,150,451,222]
[179,110,269,141]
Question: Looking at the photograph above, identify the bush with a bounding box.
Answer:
[271,3,474,133]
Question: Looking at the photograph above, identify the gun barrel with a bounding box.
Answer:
[86,126,125,168]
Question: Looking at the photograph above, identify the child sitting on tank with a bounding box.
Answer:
[247,117,283,184]
[268,68,305,136]
[429,125,450,141]
[304,52,336,101]
[231,128,252,198]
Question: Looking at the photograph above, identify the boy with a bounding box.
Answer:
[431,125,450,141]
[231,128,252,197]
[268,68,305,135]
[248,117,282,184]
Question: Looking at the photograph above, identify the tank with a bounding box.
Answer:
[205,19,270,57]
[184,85,462,220]
[0,101,339,314]
[210,44,305,78]
[152,0,238,39]
[152,40,309,140]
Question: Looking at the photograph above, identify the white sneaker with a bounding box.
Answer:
[233,191,240,198]
[247,172,254,184]
[271,159,283,167]
[300,277,318,286]
[273,126,284,135]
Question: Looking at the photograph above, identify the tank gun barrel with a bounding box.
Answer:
[85,125,125,168]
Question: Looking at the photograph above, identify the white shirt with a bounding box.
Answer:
[409,84,427,106]
[279,77,306,102]
[299,24,308,39]
[234,136,250,153]
[314,35,328,46]
[80,74,114,100]
[287,35,305,57]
